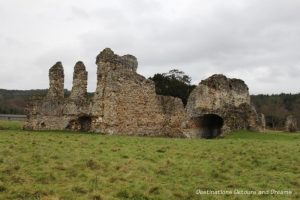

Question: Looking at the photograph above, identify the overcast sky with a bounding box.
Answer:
[0,0,299,94]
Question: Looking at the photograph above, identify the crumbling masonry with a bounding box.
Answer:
[24,48,265,138]
[285,115,297,132]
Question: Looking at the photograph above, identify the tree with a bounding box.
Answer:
[162,69,192,85]
[149,69,195,106]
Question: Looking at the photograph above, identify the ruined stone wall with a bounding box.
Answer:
[185,74,264,136]
[24,61,92,131]
[285,115,297,132]
[70,61,88,100]
[24,48,186,137]
[24,48,264,138]
[186,74,250,114]
[91,48,186,136]
[47,62,64,99]
[258,113,266,131]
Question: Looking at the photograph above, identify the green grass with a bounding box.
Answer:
[0,121,299,200]
[0,120,23,130]
[226,130,300,140]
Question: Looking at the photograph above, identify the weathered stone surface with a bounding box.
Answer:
[258,113,266,131]
[47,62,64,99]
[285,115,297,132]
[24,48,265,138]
[184,74,264,138]
[24,60,91,131]
[92,48,185,136]
[70,61,88,100]
[95,48,137,73]
[186,74,250,114]
[24,48,186,137]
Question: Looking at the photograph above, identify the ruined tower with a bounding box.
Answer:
[70,61,88,100]
[47,62,64,99]
[91,48,185,136]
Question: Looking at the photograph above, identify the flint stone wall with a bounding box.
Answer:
[24,48,264,138]
[47,62,64,99]
[24,48,186,137]
[184,74,264,137]
[285,115,297,132]
[70,61,88,100]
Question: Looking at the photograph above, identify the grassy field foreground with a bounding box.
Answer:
[0,121,299,200]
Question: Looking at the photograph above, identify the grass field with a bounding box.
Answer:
[0,120,299,200]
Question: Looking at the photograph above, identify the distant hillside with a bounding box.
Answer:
[0,89,91,114]
[0,89,48,114]
[0,89,299,130]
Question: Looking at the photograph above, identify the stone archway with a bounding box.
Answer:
[78,116,92,132]
[66,116,92,132]
[199,114,224,139]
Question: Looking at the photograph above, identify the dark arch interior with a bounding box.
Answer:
[41,122,46,128]
[66,116,92,132]
[78,116,92,132]
[200,114,224,139]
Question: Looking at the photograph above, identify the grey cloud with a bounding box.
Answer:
[70,6,90,19]
[0,0,299,94]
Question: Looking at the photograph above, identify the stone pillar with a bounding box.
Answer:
[285,115,297,132]
[258,113,266,131]
[47,62,64,99]
[92,48,140,133]
[95,48,115,85]
[70,61,88,100]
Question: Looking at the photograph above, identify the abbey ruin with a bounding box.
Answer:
[24,48,265,138]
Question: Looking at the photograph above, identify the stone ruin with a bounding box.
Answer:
[184,74,265,138]
[285,115,297,132]
[24,48,265,138]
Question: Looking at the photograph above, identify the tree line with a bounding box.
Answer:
[251,94,300,130]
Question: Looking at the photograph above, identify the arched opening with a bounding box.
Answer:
[66,116,92,132]
[199,114,224,139]
[78,116,92,132]
[41,122,46,128]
